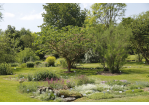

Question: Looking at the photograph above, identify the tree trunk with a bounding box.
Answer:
[67,60,71,72]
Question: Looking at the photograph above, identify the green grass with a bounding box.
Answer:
[1,61,149,102]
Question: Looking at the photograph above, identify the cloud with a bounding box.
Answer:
[20,11,44,20]
[4,12,15,18]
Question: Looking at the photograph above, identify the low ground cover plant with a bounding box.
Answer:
[88,92,114,100]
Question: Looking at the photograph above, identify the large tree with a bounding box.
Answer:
[129,11,149,64]
[37,25,94,72]
[85,3,126,28]
[41,3,87,29]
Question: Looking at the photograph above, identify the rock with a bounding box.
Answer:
[120,80,127,82]
[30,96,35,98]
[63,97,76,102]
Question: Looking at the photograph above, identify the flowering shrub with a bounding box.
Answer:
[46,78,65,89]
[66,79,75,88]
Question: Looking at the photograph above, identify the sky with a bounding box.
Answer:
[0,0,149,32]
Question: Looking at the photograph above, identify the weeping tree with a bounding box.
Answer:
[97,23,132,73]
[36,25,94,72]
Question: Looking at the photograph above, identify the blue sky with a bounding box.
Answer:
[0,1,149,32]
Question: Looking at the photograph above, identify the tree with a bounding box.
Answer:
[41,3,87,29]
[0,4,3,21]
[129,11,149,64]
[16,48,39,63]
[85,3,126,28]
[96,24,132,73]
[37,25,94,72]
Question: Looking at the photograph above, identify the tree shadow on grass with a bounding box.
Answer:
[121,68,149,75]
[59,68,103,77]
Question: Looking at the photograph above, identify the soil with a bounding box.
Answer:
[143,87,149,92]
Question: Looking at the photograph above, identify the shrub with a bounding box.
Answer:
[45,56,56,66]
[20,63,27,68]
[10,63,19,67]
[55,58,67,68]
[0,63,13,75]
[26,62,34,68]
[88,92,114,100]
[35,61,42,65]
[33,70,59,81]
[27,74,32,81]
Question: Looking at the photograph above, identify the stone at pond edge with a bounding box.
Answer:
[63,97,76,102]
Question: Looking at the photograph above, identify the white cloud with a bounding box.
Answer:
[20,11,44,20]
[4,12,15,18]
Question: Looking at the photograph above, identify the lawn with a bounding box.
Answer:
[0,61,149,102]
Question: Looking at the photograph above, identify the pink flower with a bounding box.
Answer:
[66,80,70,83]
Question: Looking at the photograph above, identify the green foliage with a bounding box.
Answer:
[45,56,56,66]
[10,63,19,67]
[129,11,149,64]
[47,78,65,89]
[27,74,32,81]
[20,63,27,68]
[16,48,39,63]
[85,3,126,28]
[26,62,34,68]
[33,70,59,81]
[39,25,94,72]
[76,75,95,86]
[18,82,38,93]
[42,3,87,29]
[0,63,13,75]
[126,89,144,94]
[18,74,25,79]
[35,61,42,65]
[106,80,130,86]
[95,24,132,73]
[66,79,75,88]
[96,87,104,92]
[38,91,55,101]
[59,90,82,98]
[55,58,68,68]
[88,92,114,100]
